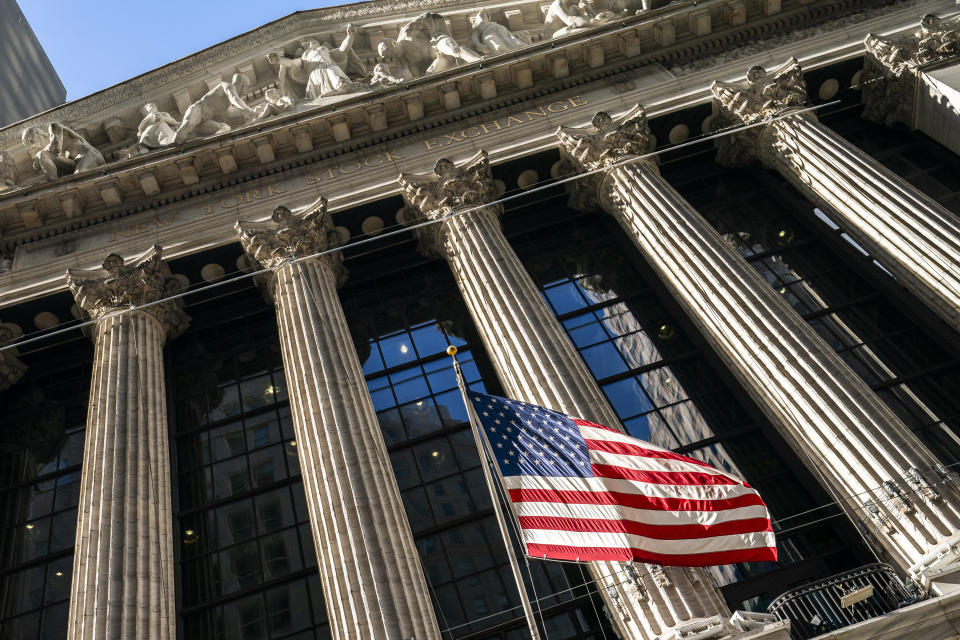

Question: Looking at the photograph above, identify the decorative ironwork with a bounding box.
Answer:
[768,563,921,640]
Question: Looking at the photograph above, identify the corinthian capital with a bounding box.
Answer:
[397,151,501,258]
[236,196,349,291]
[555,105,654,212]
[0,322,27,391]
[557,105,653,171]
[862,15,960,127]
[866,14,960,75]
[711,58,808,124]
[67,246,189,340]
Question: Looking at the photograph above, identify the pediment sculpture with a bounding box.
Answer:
[1,4,641,189]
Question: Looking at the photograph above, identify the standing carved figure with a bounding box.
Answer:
[173,74,258,143]
[21,122,105,181]
[469,10,530,55]
[268,25,366,103]
[137,103,179,153]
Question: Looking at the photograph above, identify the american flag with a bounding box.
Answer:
[468,392,777,566]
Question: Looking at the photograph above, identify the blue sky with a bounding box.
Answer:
[19,0,344,101]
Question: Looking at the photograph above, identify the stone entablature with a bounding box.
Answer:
[0,0,952,310]
[0,0,886,244]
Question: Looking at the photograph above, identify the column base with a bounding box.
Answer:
[659,612,790,640]
[910,532,960,588]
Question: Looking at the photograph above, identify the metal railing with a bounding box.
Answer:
[767,563,922,639]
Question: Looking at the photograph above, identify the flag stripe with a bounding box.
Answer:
[591,463,740,486]
[518,514,772,540]
[584,437,718,470]
[587,447,736,478]
[503,474,761,501]
[521,527,776,555]
[526,543,779,566]
[507,487,767,512]
[513,500,772,526]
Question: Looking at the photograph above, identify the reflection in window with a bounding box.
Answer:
[171,311,329,639]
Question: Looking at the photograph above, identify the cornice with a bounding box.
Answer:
[0,0,913,252]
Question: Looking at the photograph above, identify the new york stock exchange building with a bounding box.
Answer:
[4,0,960,638]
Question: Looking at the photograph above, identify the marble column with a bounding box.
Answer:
[557,105,960,587]
[397,153,786,640]
[863,15,960,147]
[235,198,440,640]
[0,321,27,390]
[710,57,960,332]
[65,246,188,640]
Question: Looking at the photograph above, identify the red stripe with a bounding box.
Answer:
[592,464,739,486]
[573,418,620,433]
[508,488,766,512]
[585,438,716,470]
[517,515,772,540]
[526,542,778,565]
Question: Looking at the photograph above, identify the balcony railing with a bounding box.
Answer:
[767,563,922,639]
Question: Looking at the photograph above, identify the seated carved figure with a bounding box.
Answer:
[255,88,294,119]
[469,10,531,55]
[173,74,258,143]
[542,0,625,39]
[21,122,105,181]
[137,103,179,153]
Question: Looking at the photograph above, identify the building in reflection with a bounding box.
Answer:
[2,1,960,639]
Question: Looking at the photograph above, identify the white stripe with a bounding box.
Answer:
[513,501,770,526]
[503,474,760,502]
[521,528,777,555]
[588,449,735,480]
[578,425,671,450]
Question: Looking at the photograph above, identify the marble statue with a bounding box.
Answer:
[712,59,807,124]
[386,13,482,78]
[137,103,178,153]
[469,9,531,55]
[21,122,106,181]
[371,39,416,85]
[173,74,258,143]
[542,0,626,39]
[0,150,17,191]
[255,88,294,119]
[268,25,367,103]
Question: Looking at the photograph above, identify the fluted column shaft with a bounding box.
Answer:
[68,310,175,640]
[270,257,439,640]
[236,199,439,640]
[422,203,734,640]
[599,156,960,577]
[760,113,960,331]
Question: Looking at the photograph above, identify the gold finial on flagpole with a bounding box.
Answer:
[446,345,458,356]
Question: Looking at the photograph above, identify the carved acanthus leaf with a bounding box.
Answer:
[557,104,653,171]
[711,57,808,124]
[236,196,349,273]
[397,151,501,259]
[66,245,189,339]
[865,14,960,75]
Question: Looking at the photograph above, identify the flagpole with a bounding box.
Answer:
[447,346,544,640]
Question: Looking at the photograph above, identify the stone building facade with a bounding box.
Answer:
[1,1,960,639]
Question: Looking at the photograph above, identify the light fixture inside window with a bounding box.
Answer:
[431,450,440,458]
[400,344,409,354]
[657,324,675,340]
[24,523,34,530]
[55,571,63,577]
[289,440,297,447]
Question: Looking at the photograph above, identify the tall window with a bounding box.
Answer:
[170,296,329,640]
[0,340,89,640]
[342,261,617,639]
[664,153,960,465]
[508,205,870,610]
